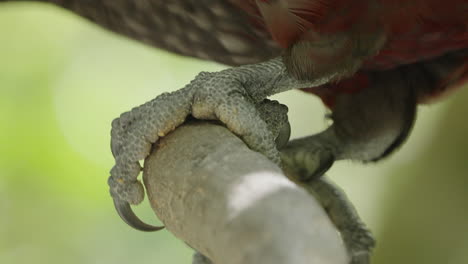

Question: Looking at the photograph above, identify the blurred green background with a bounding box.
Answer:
[0,3,467,264]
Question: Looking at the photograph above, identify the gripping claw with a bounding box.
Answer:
[113,197,164,232]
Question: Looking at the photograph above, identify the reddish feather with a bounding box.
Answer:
[232,0,369,47]
[369,0,468,68]
[232,0,468,106]
[234,0,467,66]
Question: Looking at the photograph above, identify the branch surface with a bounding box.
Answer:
[143,122,348,264]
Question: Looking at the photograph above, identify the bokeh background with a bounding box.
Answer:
[1,3,467,264]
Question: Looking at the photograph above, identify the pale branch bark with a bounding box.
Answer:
[143,121,348,264]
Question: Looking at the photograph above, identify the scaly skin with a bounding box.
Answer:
[109,57,331,207]
[303,177,376,264]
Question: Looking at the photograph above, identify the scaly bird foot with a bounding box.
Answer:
[280,128,339,181]
[298,177,375,264]
[109,67,290,231]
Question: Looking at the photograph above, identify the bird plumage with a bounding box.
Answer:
[231,0,468,104]
[10,0,467,104]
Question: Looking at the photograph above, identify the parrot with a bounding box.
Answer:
[1,0,467,236]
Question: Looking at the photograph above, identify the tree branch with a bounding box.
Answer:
[143,122,348,264]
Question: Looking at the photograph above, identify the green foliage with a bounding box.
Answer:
[0,4,194,264]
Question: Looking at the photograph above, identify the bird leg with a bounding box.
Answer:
[281,69,417,181]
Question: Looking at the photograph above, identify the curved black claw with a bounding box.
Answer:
[113,198,164,232]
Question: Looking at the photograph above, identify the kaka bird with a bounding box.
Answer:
[2,0,467,235]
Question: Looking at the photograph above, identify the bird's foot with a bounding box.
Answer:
[280,128,339,181]
[346,227,375,264]
[109,69,290,231]
[298,178,375,264]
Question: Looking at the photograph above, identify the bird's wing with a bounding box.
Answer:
[55,0,281,65]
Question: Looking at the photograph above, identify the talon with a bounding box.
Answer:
[113,197,164,232]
